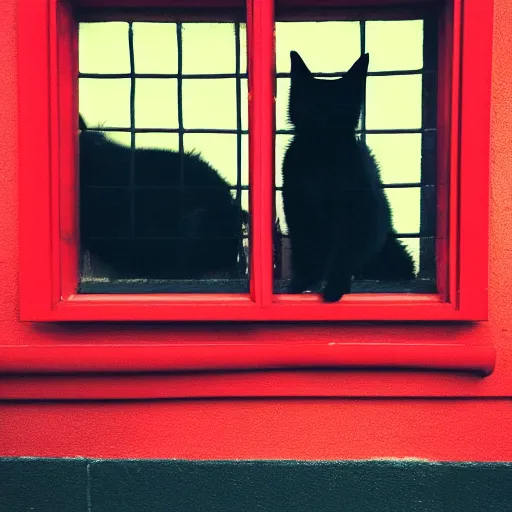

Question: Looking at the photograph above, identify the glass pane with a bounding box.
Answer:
[182,79,236,129]
[275,134,293,189]
[136,133,180,151]
[182,23,236,74]
[184,134,238,186]
[366,20,423,71]
[133,23,178,74]
[400,237,420,278]
[274,19,434,297]
[105,131,131,147]
[275,189,286,234]
[276,21,360,73]
[79,78,131,128]
[385,187,421,234]
[366,134,422,184]
[241,134,249,186]
[241,78,249,130]
[239,23,248,74]
[275,78,291,132]
[366,75,422,130]
[79,22,130,74]
[79,21,249,293]
[135,79,178,128]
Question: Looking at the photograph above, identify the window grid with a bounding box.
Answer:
[79,18,437,291]
[79,21,249,282]
[273,18,437,284]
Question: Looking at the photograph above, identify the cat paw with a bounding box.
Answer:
[322,287,344,303]
[322,281,351,303]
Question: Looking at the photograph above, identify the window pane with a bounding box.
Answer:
[79,21,249,293]
[366,134,422,184]
[241,134,249,186]
[275,189,286,234]
[276,78,291,132]
[136,133,180,151]
[274,18,435,296]
[241,78,249,130]
[275,134,293,189]
[79,78,131,128]
[385,187,421,234]
[366,20,423,71]
[79,22,130,74]
[182,79,236,129]
[239,23,248,74]
[399,237,420,281]
[135,79,178,128]
[276,22,360,73]
[184,134,238,186]
[366,75,422,130]
[182,23,236,74]
[133,23,178,74]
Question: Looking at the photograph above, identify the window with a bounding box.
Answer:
[18,0,492,321]
[273,17,437,296]
[78,20,251,294]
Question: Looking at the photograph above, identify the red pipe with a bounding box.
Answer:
[0,343,496,375]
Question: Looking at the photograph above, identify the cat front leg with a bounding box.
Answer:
[322,262,353,302]
[322,240,354,302]
[323,272,352,302]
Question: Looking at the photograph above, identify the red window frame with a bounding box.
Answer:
[18,0,493,322]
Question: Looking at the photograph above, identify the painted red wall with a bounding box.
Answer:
[1,0,511,461]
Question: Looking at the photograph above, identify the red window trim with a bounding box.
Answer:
[18,0,492,322]
[0,347,498,400]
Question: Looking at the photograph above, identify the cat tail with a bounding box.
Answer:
[357,234,416,280]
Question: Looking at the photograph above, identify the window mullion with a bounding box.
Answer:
[247,0,274,306]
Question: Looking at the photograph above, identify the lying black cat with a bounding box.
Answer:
[79,115,246,280]
[282,51,415,302]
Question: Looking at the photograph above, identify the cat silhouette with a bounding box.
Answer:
[281,51,415,302]
[79,115,247,281]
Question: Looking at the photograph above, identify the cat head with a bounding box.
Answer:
[287,51,369,132]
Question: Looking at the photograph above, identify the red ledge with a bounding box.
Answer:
[0,343,495,376]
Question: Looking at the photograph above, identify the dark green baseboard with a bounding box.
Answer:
[1,458,511,512]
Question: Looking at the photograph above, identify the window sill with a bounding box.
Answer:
[78,278,437,294]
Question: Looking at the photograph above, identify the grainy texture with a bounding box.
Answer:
[489,0,512,314]
[89,460,512,512]
[0,457,88,512]
[2,400,512,461]
[0,0,511,463]
[1,458,512,512]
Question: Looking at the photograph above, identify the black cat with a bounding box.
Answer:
[79,115,246,280]
[281,51,415,303]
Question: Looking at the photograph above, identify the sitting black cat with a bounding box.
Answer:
[79,115,246,280]
[281,51,415,303]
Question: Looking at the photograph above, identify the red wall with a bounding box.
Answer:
[1,0,511,461]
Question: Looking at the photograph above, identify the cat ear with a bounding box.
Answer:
[342,53,370,89]
[290,51,313,81]
[79,114,87,131]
